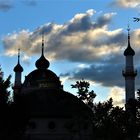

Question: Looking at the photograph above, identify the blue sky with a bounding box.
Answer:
[1,0,140,106]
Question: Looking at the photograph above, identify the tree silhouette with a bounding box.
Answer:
[0,67,11,107]
[0,67,12,139]
[71,79,96,108]
[93,98,127,140]
[71,80,140,139]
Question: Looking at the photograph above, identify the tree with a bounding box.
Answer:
[71,79,96,108]
[0,67,12,139]
[0,67,11,107]
[71,80,126,139]
[93,98,127,140]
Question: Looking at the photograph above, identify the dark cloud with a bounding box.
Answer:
[22,0,37,6]
[61,63,124,87]
[94,13,116,28]
[0,0,13,12]
[63,15,93,34]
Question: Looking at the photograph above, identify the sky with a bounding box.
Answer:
[1,0,140,107]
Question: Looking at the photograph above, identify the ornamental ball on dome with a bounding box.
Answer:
[14,63,23,72]
[35,36,50,69]
[124,45,135,56]
[35,55,50,69]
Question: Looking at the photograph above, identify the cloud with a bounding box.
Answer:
[0,0,13,12]
[22,55,31,65]
[107,86,125,107]
[111,0,140,8]
[22,0,37,6]
[2,9,140,89]
[61,63,124,87]
[2,9,120,63]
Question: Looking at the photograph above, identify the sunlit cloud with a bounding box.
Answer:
[107,86,125,107]
[111,0,140,8]
[2,9,140,88]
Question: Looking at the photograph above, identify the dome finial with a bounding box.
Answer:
[18,48,20,64]
[42,32,44,56]
[127,23,130,45]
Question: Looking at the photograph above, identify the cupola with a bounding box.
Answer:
[14,49,23,72]
[35,35,50,69]
[124,26,135,56]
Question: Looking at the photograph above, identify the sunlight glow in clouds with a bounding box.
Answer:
[112,0,140,8]
[108,87,125,107]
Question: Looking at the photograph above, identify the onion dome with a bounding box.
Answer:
[14,49,23,72]
[124,26,135,56]
[35,35,50,69]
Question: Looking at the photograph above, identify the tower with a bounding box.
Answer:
[13,49,23,94]
[123,26,137,103]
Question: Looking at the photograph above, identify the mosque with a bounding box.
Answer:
[12,26,137,140]
[13,36,93,140]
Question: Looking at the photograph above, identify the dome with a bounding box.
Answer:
[20,89,93,118]
[35,55,50,69]
[124,28,135,56]
[22,69,61,89]
[14,63,23,72]
[124,45,135,56]
[13,49,23,72]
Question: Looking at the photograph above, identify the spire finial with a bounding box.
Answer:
[18,48,20,64]
[42,32,44,56]
[127,23,130,46]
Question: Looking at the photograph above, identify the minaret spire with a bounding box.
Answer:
[13,49,23,96]
[123,25,137,105]
[127,24,130,47]
[14,49,23,72]
[18,48,20,64]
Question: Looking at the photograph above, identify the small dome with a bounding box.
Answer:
[124,28,135,56]
[124,45,135,56]
[35,55,50,69]
[14,63,23,72]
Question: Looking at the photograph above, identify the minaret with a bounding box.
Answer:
[123,26,137,103]
[13,49,23,94]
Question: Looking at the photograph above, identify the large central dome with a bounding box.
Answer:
[22,69,62,90]
[22,37,62,91]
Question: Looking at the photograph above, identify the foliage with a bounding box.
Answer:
[0,67,12,139]
[72,80,140,139]
[71,79,96,108]
[93,98,127,140]
[0,67,11,107]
